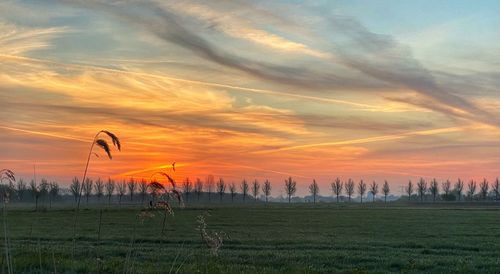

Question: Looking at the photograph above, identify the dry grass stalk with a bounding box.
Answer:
[72,130,121,261]
[196,213,227,256]
[0,169,15,274]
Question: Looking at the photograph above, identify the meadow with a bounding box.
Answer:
[2,202,500,273]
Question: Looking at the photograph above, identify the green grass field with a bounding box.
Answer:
[2,203,500,273]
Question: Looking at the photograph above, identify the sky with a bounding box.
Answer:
[1,0,500,195]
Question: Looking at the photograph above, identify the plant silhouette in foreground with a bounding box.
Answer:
[75,130,121,209]
[149,171,183,234]
[72,130,121,253]
[1,169,15,274]
[196,213,228,256]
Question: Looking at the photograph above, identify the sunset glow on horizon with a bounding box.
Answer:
[2,0,500,195]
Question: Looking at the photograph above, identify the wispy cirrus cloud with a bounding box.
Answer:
[0,22,66,55]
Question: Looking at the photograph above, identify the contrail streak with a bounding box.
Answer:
[0,125,88,142]
[253,126,473,154]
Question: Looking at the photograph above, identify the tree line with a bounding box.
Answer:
[3,176,500,206]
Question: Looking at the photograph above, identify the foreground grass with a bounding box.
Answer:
[2,203,500,273]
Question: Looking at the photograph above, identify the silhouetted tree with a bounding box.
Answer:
[467,180,476,201]
[479,179,489,200]
[331,178,342,203]
[369,181,378,202]
[127,177,137,202]
[182,177,192,203]
[229,182,237,202]
[382,180,390,203]
[417,178,427,202]
[117,180,126,204]
[82,178,93,204]
[252,179,260,202]
[442,180,451,196]
[455,179,464,202]
[30,179,41,210]
[357,180,366,203]
[263,179,271,203]
[139,179,148,203]
[39,179,49,205]
[6,179,15,201]
[206,175,215,202]
[217,178,226,202]
[406,180,414,201]
[94,178,104,202]
[48,182,59,208]
[194,178,203,201]
[240,179,249,202]
[105,178,115,204]
[493,178,500,202]
[345,179,355,202]
[16,179,26,201]
[429,179,439,202]
[70,177,80,203]
[284,177,297,203]
[309,179,319,203]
